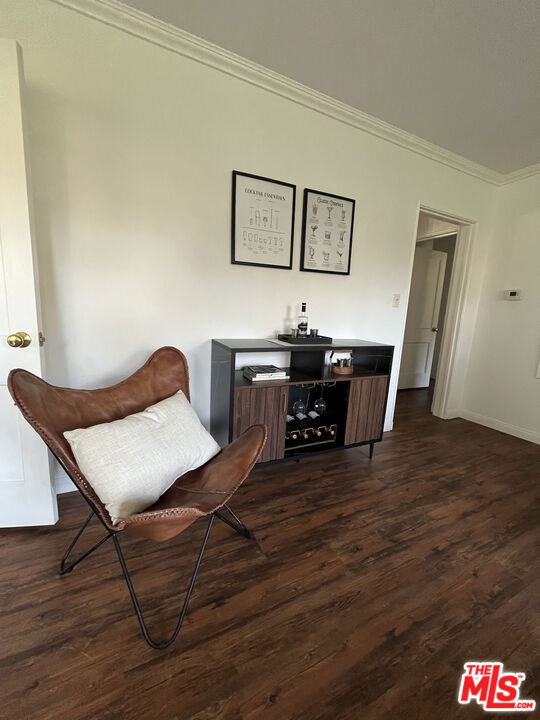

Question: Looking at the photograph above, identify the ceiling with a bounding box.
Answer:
[121,0,540,174]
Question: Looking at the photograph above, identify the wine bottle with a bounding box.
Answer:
[307,410,323,437]
[286,414,300,440]
[297,302,308,336]
[294,412,311,439]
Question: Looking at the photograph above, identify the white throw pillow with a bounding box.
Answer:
[64,390,220,524]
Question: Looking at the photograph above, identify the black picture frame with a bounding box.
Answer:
[231,171,296,270]
[300,188,355,275]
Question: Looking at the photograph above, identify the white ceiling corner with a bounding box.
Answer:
[52,0,540,183]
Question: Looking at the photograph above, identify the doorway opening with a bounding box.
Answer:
[398,207,475,418]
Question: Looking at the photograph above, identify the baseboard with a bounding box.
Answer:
[441,407,461,419]
[54,469,77,494]
[460,410,540,445]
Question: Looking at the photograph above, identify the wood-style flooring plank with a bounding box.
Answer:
[0,386,538,719]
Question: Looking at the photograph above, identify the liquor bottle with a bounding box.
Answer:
[286,414,300,441]
[297,302,308,336]
[307,410,323,437]
[294,412,311,439]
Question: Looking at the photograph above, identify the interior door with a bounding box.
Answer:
[233,385,288,463]
[0,40,57,526]
[399,247,447,389]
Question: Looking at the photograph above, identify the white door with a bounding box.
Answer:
[0,40,57,526]
[399,247,447,389]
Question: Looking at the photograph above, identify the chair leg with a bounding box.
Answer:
[112,512,215,651]
[214,504,251,539]
[59,510,113,575]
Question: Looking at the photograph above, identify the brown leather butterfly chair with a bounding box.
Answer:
[8,347,266,650]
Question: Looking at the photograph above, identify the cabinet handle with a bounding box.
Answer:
[282,393,287,413]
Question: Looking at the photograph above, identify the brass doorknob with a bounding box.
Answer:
[7,331,31,348]
[431,327,438,333]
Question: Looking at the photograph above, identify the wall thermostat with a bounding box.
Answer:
[503,289,522,301]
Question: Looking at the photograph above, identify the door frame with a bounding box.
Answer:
[406,205,476,419]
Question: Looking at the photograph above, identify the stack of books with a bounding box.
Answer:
[242,365,289,382]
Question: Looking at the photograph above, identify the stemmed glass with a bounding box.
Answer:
[313,385,326,415]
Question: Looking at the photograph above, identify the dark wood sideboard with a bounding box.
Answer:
[210,338,394,464]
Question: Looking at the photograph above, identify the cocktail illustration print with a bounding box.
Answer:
[311,224,318,238]
[341,209,346,222]
[312,203,318,216]
[326,206,333,220]
[308,246,315,260]
[338,230,346,246]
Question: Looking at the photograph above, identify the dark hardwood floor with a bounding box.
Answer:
[1,388,538,719]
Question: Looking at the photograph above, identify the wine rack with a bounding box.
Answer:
[284,378,347,456]
[285,423,338,452]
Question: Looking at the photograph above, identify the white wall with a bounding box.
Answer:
[0,0,524,489]
[462,175,540,442]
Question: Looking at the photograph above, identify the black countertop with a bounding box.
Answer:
[212,338,393,352]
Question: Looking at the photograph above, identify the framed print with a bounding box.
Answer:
[231,171,296,269]
[300,188,355,275]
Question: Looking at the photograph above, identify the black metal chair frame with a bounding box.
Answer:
[57,456,251,651]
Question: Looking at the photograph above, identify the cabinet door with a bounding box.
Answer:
[233,385,288,463]
[344,376,389,445]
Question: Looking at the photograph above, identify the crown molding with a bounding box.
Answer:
[50,0,535,187]
[498,162,540,186]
